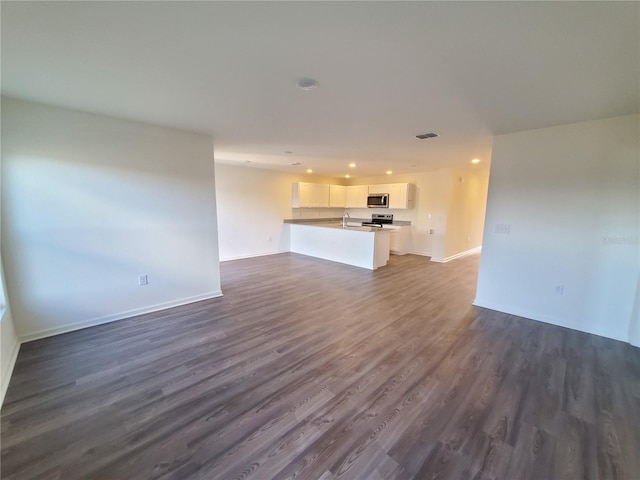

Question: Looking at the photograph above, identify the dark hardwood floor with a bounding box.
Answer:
[2,253,639,479]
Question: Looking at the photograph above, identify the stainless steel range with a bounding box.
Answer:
[362,213,393,228]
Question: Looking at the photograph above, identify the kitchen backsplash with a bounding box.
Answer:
[291,208,346,219]
[345,208,416,223]
[291,207,416,223]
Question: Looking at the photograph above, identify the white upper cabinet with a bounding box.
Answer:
[388,183,416,209]
[329,185,347,208]
[368,184,391,194]
[345,185,369,208]
[293,182,415,209]
[307,183,330,208]
[369,183,415,209]
[292,182,330,208]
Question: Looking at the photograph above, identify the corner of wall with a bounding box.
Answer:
[629,270,640,347]
[1,308,21,406]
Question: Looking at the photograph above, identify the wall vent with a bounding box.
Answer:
[416,132,439,140]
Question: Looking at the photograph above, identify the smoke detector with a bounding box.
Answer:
[296,78,319,90]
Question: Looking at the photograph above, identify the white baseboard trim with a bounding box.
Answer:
[226,249,437,261]
[220,250,288,262]
[19,291,224,343]
[473,298,629,344]
[1,336,21,406]
[431,246,482,263]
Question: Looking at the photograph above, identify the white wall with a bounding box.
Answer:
[443,168,490,260]
[1,97,222,341]
[475,114,639,345]
[215,163,343,261]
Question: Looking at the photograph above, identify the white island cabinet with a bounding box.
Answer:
[289,223,390,270]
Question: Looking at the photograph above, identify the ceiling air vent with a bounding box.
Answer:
[416,132,439,140]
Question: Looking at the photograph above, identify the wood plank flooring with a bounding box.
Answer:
[2,252,639,479]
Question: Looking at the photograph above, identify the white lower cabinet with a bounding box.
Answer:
[382,225,412,255]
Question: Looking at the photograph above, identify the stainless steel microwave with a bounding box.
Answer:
[367,193,389,208]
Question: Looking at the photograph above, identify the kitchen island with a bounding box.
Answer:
[285,220,391,270]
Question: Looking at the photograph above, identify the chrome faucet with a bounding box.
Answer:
[342,211,351,228]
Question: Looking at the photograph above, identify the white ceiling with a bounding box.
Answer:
[2,2,638,179]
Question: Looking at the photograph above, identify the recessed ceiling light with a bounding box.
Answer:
[416,132,439,140]
[306,169,313,173]
[349,162,356,168]
[296,78,319,90]
[471,158,481,164]
[245,160,252,163]
[285,151,293,154]
[345,174,350,179]
[289,162,302,166]
[386,170,393,175]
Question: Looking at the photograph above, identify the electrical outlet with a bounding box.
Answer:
[139,274,148,286]
[495,224,511,235]
[429,229,435,235]
[554,285,564,295]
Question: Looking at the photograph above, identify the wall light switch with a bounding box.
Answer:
[139,274,148,286]
[554,285,564,295]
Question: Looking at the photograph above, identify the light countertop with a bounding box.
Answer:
[284,217,411,226]
[288,221,391,233]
